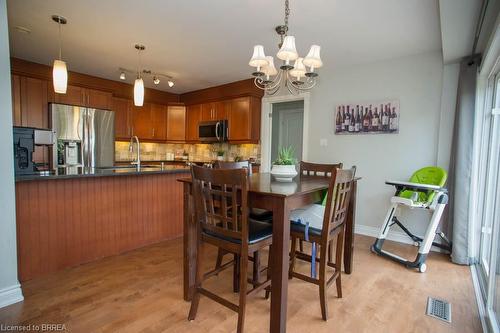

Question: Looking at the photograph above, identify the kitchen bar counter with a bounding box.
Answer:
[15,165,190,182]
[15,166,186,281]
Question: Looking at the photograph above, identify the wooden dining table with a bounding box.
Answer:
[178,172,360,333]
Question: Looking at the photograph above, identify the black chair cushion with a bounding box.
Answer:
[203,219,273,244]
[249,208,273,222]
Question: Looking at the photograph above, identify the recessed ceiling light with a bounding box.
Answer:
[14,26,31,34]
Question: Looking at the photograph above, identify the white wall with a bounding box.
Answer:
[307,51,448,238]
[0,0,23,308]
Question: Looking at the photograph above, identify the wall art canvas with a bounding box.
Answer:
[335,100,399,135]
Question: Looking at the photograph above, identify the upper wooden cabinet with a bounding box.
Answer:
[167,105,186,141]
[201,101,227,121]
[131,103,152,139]
[186,104,201,142]
[52,85,112,109]
[112,97,130,139]
[11,75,50,164]
[151,103,167,140]
[227,96,260,143]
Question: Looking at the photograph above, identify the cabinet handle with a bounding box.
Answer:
[152,128,155,137]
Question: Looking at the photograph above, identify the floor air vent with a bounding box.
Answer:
[426,297,451,323]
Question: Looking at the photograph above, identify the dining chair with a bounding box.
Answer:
[296,161,343,253]
[188,166,273,333]
[288,166,356,321]
[213,160,272,289]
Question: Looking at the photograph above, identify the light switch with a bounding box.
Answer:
[320,138,328,147]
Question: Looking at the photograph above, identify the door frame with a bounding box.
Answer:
[260,92,310,172]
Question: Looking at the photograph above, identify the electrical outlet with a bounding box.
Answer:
[320,139,328,147]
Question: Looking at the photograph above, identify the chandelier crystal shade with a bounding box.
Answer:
[249,0,322,95]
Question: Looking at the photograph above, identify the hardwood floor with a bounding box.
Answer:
[0,235,481,333]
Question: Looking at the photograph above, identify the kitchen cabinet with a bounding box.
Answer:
[166,105,186,141]
[112,97,130,139]
[11,75,50,164]
[186,104,201,142]
[227,96,260,143]
[52,84,112,109]
[151,103,167,140]
[201,101,227,121]
[131,102,152,139]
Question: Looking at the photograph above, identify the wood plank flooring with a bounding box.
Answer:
[0,235,481,333]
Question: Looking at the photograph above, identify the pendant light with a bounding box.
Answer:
[52,15,68,94]
[133,44,145,106]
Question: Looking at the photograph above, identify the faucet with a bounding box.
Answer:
[129,136,141,168]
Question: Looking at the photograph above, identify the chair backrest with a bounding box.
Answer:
[400,166,447,203]
[191,165,249,243]
[299,161,343,178]
[214,160,253,176]
[322,166,357,240]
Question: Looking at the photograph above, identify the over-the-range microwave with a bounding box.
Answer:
[198,120,228,143]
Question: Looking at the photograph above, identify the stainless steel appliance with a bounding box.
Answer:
[198,120,228,143]
[13,126,55,175]
[51,103,115,169]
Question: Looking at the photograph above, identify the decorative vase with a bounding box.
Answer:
[270,164,298,182]
[217,155,224,161]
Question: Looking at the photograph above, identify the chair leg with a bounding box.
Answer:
[188,237,203,321]
[252,251,261,287]
[299,239,304,252]
[265,245,272,299]
[215,248,226,272]
[237,249,249,333]
[289,237,297,279]
[327,239,334,265]
[318,240,329,321]
[335,227,345,299]
[233,253,240,293]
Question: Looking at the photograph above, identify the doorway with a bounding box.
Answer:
[271,100,304,163]
[260,93,310,172]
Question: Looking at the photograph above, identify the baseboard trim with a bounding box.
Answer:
[0,283,24,309]
[470,265,488,333]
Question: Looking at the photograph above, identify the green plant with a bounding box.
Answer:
[216,149,225,157]
[273,146,296,165]
[234,155,243,162]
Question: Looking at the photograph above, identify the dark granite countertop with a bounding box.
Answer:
[15,165,190,182]
[115,159,261,166]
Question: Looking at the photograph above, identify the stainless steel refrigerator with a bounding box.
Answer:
[51,103,115,169]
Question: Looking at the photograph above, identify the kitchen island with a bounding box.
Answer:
[15,165,190,281]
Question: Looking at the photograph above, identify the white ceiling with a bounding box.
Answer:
[7,0,442,94]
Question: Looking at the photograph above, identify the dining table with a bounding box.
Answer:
[178,172,360,333]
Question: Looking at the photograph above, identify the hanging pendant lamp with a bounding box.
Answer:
[134,44,145,106]
[51,15,68,94]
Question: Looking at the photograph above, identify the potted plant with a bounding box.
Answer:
[271,146,298,182]
[216,149,225,161]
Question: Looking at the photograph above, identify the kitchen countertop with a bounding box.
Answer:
[115,159,261,165]
[15,165,190,182]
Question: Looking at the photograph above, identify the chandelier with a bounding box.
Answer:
[249,0,323,95]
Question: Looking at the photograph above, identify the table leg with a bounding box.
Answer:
[344,180,357,274]
[270,197,290,333]
[183,182,196,301]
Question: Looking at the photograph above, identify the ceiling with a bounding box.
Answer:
[7,0,442,94]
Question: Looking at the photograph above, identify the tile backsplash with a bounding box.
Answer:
[115,141,260,163]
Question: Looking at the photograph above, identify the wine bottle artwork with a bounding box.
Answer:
[334,99,399,135]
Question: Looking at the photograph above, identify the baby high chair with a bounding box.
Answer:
[371,166,451,272]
